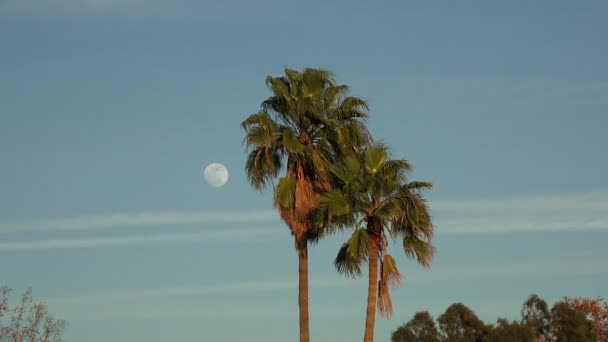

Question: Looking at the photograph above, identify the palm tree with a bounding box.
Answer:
[241,68,370,342]
[317,143,435,342]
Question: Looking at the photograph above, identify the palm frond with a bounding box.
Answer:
[274,176,296,210]
[377,281,393,318]
[381,254,402,288]
[319,189,351,217]
[346,228,370,261]
[364,144,388,174]
[280,129,305,155]
[403,236,435,269]
[334,243,363,278]
[244,146,282,191]
[406,181,433,191]
[378,254,403,318]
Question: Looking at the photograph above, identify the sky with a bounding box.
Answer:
[1,0,607,341]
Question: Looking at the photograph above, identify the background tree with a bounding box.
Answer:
[564,297,608,342]
[522,294,552,342]
[438,303,487,342]
[391,311,440,342]
[317,144,434,342]
[242,67,369,342]
[484,318,535,342]
[392,295,601,342]
[551,301,597,342]
[0,287,65,342]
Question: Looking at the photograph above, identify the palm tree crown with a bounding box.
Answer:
[242,67,370,246]
[317,143,435,341]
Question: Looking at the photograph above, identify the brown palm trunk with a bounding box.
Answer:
[364,241,379,342]
[298,244,310,342]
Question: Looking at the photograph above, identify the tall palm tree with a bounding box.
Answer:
[317,143,435,342]
[242,68,370,342]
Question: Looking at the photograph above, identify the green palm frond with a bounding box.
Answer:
[329,163,356,185]
[244,146,283,191]
[280,129,305,155]
[406,181,433,191]
[335,96,369,120]
[334,243,363,278]
[403,236,435,269]
[346,228,370,261]
[380,159,412,184]
[343,154,361,176]
[319,190,351,217]
[364,144,388,175]
[274,176,296,209]
[323,84,348,109]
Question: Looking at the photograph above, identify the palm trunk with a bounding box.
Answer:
[298,244,310,342]
[364,241,379,342]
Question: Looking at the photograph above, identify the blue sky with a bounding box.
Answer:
[1,1,607,341]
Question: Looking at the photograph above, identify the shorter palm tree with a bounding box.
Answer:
[317,143,435,342]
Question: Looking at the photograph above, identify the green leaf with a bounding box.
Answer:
[406,181,433,191]
[281,129,305,154]
[274,176,296,209]
[319,190,351,217]
[364,145,387,174]
[334,243,363,278]
[403,236,435,268]
[343,154,361,175]
[346,228,370,260]
[329,163,355,184]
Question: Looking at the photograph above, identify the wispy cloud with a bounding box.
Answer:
[0,0,287,17]
[43,276,357,321]
[432,191,608,234]
[2,0,118,12]
[433,191,608,212]
[409,255,608,282]
[0,210,277,233]
[0,227,278,251]
[57,256,603,306]
[1,191,606,251]
[48,276,352,305]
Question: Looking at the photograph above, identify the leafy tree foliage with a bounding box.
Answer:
[551,302,597,342]
[392,311,440,342]
[438,303,487,342]
[522,294,552,341]
[484,319,535,342]
[393,295,600,342]
[565,297,608,342]
[0,287,65,342]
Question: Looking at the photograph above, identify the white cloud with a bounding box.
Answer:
[0,210,277,233]
[0,0,285,17]
[1,191,606,252]
[48,275,352,304]
[432,191,608,234]
[433,191,608,213]
[408,256,608,282]
[44,253,608,320]
[44,276,359,321]
[0,227,278,251]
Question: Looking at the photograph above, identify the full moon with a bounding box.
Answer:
[203,163,229,187]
